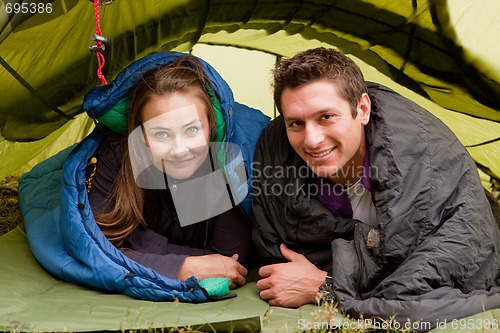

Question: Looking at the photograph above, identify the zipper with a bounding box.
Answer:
[353,223,363,298]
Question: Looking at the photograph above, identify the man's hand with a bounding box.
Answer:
[256,244,327,307]
[177,254,247,289]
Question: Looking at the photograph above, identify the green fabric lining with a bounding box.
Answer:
[206,83,226,144]
[205,83,229,174]
[199,277,230,297]
[96,96,129,134]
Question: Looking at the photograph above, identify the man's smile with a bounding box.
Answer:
[307,147,335,158]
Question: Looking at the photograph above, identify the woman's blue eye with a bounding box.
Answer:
[186,126,198,135]
[155,131,168,139]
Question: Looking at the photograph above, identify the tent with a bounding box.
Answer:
[1,0,499,331]
[1,0,499,184]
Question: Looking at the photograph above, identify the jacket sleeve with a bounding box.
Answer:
[251,118,289,264]
[207,205,254,268]
[122,228,200,279]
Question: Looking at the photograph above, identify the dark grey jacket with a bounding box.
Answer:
[252,82,500,329]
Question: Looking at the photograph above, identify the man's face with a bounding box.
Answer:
[281,79,371,186]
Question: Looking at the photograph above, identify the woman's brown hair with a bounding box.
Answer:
[94,54,216,247]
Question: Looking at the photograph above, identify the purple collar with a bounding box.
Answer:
[315,152,371,219]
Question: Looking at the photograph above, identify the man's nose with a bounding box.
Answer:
[303,123,324,149]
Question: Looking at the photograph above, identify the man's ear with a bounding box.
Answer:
[357,93,371,125]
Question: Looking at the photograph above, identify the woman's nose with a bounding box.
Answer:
[168,135,189,156]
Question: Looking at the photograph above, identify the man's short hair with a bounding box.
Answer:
[273,47,368,117]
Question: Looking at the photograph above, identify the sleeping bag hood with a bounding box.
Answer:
[18,51,270,302]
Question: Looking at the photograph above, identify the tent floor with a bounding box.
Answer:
[1,227,499,332]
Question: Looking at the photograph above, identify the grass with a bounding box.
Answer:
[0,176,23,236]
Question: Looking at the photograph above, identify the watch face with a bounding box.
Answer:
[319,282,335,302]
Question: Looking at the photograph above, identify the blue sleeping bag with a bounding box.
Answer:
[18,52,270,302]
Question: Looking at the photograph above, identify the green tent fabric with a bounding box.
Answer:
[0,0,498,184]
[1,0,500,331]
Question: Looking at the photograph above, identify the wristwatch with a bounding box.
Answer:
[318,275,336,302]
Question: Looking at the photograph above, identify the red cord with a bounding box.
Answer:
[94,0,107,85]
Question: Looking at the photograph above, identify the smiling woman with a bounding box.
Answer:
[85,53,262,289]
[17,49,270,304]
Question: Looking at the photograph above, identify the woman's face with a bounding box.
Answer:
[141,91,211,179]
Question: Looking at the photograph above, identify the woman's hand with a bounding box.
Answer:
[177,253,247,288]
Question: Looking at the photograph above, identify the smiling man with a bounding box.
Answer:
[251,47,500,327]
